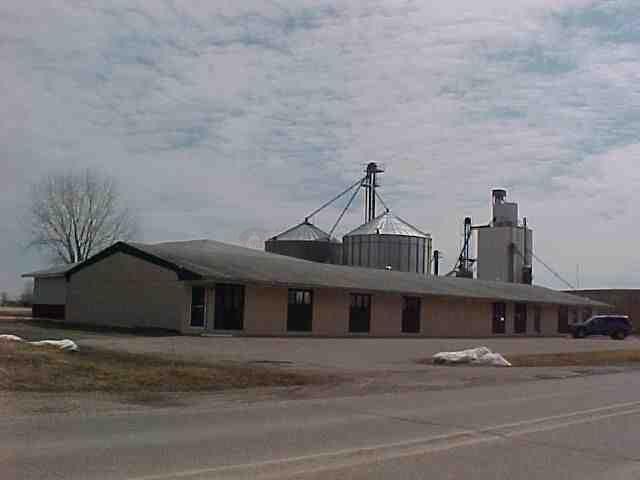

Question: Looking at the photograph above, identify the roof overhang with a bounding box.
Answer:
[182,276,606,308]
[21,272,66,279]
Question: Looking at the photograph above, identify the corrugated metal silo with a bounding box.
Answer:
[265,220,342,264]
[342,211,432,274]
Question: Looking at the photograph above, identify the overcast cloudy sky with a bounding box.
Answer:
[1,0,639,295]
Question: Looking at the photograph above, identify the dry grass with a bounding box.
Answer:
[0,342,329,393]
[0,307,32,318]
[507,350,640,367]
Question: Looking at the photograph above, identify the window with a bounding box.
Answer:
[534,306,542,334]
[402,297,421,333]
[287,289,313,332]
[349,294,371,333]
[190,287,206,328]
[558,306,569,333]
[214,284,245,330]
[492,302,506,334]
[514,303,527,334]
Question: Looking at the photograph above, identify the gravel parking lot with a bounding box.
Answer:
[2,318,638,372]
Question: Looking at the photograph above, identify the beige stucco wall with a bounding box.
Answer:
[244,285,288,335]
[234,286,498,337]
[67,252,187,331]
[371,293,404,336]
[313,288,350,336]
[243,286,475,337]
[213,284,576,338]
[33,277,67,305]
[540,305,560,336]
[422,297,492,337]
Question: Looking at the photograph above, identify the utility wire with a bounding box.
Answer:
[329,179,364,237]
[305,176,366,221]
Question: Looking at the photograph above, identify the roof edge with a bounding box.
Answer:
[22,272,65,279]
[65,242,202,281]
[21,264,78,279]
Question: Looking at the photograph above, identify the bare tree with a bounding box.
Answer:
[27,169,137,264]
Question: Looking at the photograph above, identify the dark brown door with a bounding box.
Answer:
[514,303,527,334]
[492,302,506,334]
[214,284,245,330]
[190,287,206,328]
[558,306,569,334]
[349,294,371,333]
[402,297,421,333]
[287,289,313,332]
[534,306,542,334]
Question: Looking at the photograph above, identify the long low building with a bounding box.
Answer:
[33,239,604,337]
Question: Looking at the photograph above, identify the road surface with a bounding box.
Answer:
[2,371,640,479]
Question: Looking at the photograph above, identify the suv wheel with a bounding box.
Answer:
[611,330,626,340]
[574,328,586,339]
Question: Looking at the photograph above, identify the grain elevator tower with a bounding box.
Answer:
[476,189,533,284]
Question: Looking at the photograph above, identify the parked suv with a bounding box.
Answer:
[569,315,632,340]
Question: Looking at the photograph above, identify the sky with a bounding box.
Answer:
[1,0,639,295]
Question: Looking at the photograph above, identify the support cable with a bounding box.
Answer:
[305,176,366,221]
[329,179,364,237]
[374,191,390,213]
[531,251,575,290]
[513,245,575,289]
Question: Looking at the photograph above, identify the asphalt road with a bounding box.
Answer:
[2,371,640,479]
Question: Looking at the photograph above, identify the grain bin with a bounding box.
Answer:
[342,211,432,274]
[265,220,342,264]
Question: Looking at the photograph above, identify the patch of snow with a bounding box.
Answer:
[0,334,78,352]
[30,339,78,352]
[433,347,511,367]
[0,334,24,342]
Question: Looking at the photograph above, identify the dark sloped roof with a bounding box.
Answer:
[345,211,430,238]
[92,239,604,307]
[268,220,331,242]
[22,263,78,278]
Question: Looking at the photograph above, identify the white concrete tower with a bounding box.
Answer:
[476,189,533,284]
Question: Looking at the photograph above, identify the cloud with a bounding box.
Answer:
[1,0,639,294]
